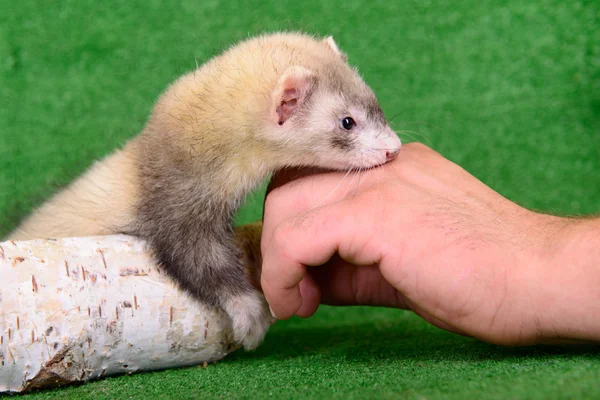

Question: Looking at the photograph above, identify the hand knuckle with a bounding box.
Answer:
[264,188,284,211]
[271,223,292,250]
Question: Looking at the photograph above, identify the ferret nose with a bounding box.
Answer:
[386,149,400,161]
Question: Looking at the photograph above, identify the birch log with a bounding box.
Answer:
[0,224,268,393]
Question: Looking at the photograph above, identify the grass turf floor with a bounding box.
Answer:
[1,0,599,398]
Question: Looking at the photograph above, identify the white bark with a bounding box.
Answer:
[0,235,249,393]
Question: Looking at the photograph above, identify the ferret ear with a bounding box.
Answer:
[323,36,348,61]
[272,66,316,126]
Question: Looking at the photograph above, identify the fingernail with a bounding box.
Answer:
[269,305,278,319]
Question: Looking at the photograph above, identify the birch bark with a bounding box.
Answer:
[0,225,265,393]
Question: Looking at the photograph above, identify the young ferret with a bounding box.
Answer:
[8,32,402,349]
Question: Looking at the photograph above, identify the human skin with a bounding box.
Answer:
[260,143,600,346]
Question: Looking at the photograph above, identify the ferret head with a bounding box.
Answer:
[264,36,402,170]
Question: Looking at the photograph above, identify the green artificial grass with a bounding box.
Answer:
[1,0,599,398]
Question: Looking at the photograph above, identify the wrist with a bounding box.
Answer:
[534,215,600,344]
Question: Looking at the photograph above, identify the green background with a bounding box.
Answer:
[1,0,599,398]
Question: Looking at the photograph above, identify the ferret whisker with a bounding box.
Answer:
[375,168,385,206]
[387,112,403,123]
[311,167,353,211]
[396,120,443,130]
[355,166,366,197]
[396,129,428,139]
[394,129,432,146]
[387,160,402,181]
[398,132,429,146]
[344,165,362,199]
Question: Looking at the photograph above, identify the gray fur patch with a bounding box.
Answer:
[125,127,258,311]
[365,100,386,125]
[331,134,355,151]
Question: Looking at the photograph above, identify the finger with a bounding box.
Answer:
[308,257,409,310]
[261,202,383,319]
[296,274,321,318]
[262,170,353,255]
[260,207,343,319]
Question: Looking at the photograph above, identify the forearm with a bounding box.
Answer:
[537,216,600,344]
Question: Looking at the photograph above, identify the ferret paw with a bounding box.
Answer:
[223,291,274,350]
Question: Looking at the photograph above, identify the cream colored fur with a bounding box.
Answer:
[8,141,140,240]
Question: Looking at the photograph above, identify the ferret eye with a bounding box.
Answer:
[341,117,355,130]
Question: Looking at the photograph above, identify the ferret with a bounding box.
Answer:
[8,32,402,349]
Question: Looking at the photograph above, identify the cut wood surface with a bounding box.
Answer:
[0,233,263,393]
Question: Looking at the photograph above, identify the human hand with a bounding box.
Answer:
[260,143,599,345]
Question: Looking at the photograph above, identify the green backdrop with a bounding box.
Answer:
[1,0,598,398]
